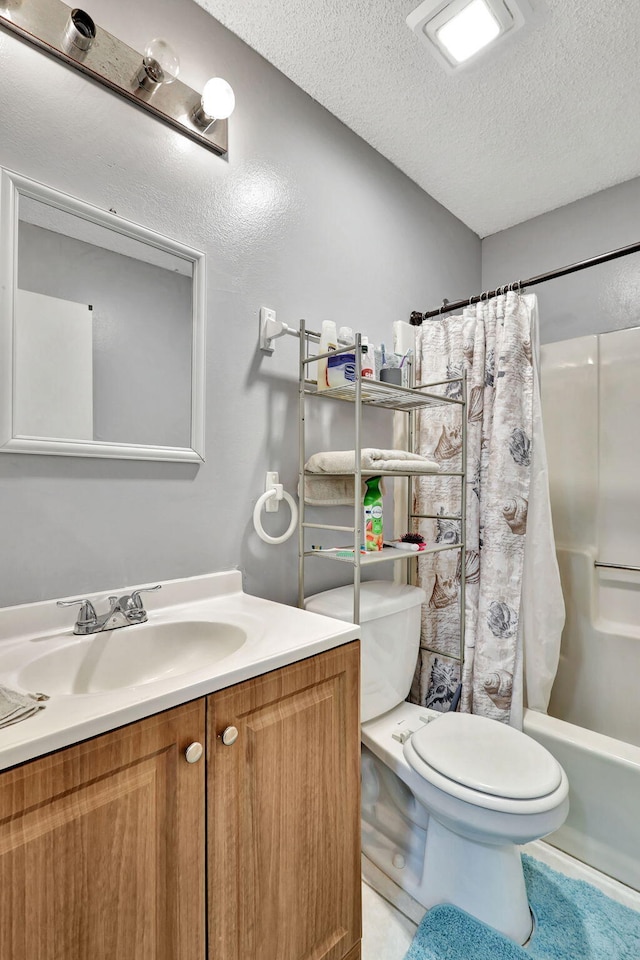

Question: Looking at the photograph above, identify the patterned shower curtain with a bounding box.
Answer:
[410,292,541,724]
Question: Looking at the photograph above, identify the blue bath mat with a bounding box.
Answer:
[404,854,640,960]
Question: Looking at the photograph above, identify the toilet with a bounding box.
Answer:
[305,580,569,945]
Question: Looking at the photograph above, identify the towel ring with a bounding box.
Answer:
[253,485,298,545]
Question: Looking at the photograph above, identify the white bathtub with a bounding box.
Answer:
[524,708,640,892]
[523,547,640,893]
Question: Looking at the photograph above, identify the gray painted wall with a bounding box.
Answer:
[0,0,480,607]
[482,177,640,344]
[18,222,193,448]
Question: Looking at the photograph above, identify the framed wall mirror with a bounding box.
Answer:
[0,168,206,462]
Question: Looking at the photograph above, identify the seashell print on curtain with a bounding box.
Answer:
[410,293,534,723]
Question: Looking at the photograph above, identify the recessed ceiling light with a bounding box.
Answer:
[407,0,535,72]
[436,0,501,64]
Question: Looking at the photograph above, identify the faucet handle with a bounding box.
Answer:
[130,584,162,610]
[57,598,97,625]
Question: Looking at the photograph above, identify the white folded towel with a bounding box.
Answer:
[303,448,438,505]
[0,684,46,729]
[305,448,440,475]
[302,475,370,507]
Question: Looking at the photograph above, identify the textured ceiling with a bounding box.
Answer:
[195,0,640,237]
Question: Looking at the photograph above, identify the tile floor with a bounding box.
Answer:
[361,841,640,960]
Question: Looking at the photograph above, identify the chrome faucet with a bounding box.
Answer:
[58,585,162,635]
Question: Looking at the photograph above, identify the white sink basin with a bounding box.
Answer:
[18,620,247,696]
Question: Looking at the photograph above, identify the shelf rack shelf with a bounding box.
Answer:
[297,319,467,668]
[303,377,464,410]
[304,542,465,566]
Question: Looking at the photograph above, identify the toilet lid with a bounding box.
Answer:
[409,712,563,800]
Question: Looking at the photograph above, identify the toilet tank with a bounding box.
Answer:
[305,581,426,722]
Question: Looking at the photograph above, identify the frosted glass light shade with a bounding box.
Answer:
[436,0,501,63]
[201,78,235,121]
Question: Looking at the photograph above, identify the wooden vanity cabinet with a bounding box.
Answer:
[208,641,361,960]
[0,641,361,960]
[0,699,206,960]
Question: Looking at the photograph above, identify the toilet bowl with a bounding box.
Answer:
[305,581,569,945]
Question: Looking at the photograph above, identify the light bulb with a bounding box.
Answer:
[137,38,180,90]
[201,78,235,120]
[192,77,235,128]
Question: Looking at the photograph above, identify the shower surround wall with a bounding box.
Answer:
[0,0,480,607]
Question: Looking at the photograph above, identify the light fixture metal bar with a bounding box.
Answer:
[0,0,228,156]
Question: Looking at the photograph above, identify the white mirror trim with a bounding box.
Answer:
[0,168,206,462]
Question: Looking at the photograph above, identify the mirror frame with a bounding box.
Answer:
[0,168,206,462]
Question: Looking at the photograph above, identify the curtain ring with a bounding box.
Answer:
[439,298,450,315]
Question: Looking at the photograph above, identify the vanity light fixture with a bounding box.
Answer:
[62,8,95,53]
[407,0,535,71]
[192,77,236,130]
[0,0,231,156]
[136,37,180,92]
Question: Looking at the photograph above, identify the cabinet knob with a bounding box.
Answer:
[221,725,239,746]
[184,741,204,764]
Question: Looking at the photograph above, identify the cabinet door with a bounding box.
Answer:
[0,700,205,960]
[208,642,361,960]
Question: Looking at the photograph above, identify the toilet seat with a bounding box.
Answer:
[409,712,562,799]
[403,712,567,815]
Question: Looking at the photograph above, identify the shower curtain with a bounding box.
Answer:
[410,292,564,727]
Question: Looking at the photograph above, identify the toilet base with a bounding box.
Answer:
[361,740,534,944]
[420,816,533,944]
[363,812,533,944]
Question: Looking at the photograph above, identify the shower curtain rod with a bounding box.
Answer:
[409,238,640,325]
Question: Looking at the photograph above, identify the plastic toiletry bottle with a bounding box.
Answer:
[363,476,384,551]
[361,337,375,380]
[327,349,356,387]
[317,320,337,391]
[327,325,356,387]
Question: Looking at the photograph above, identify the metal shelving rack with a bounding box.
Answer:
[297,319,467,668]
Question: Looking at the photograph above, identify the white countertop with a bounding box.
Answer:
[0,571,359,772]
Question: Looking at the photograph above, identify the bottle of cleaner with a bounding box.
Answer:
[317,320,337,391]
[363,476,383,551]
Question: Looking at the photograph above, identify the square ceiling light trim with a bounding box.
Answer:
[407,0,529,72]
